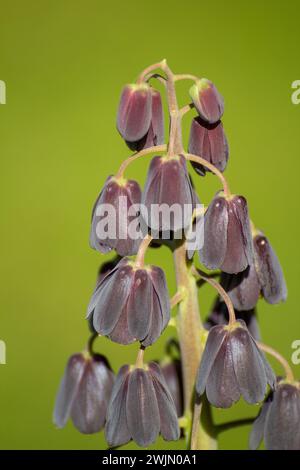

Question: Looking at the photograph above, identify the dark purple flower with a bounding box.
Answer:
[90,176,142,257]
[253,232,287,304]
[126,88,164,151]
[199,192,253,274]
[161,360,183,417]
[189,79,224,124]
[117,83,152,142]
[250,380,300,450]
[105,363,180,447]
[196,320,275,408]
[142,155,195,234]
[220,232,287,310]
[53,353,114,434]
[188,117,229,176]
[205,297,260,341]
[87,257,170,346]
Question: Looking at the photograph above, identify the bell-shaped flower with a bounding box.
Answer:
[117,83,152,142]
[250,380,300,450]
[105,363,180,448]
[196,320,275,408]
[253,232,287,304]
[199,191,253,274]
[87,257,170,346]
[90,176,142,257]
[142,155,196,235]
[188,117,228,176]
[53,353,114,434]
[126,88,164,151]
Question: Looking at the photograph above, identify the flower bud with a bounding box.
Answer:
[188,117,229,176]
[86,257,170,346]
[196,320,275,408]
[142,155,196,234]
[117,83,152,142]
[189,79,224,124]
[199,192,253,274]
[126,88,164,151]
[90,176,142,257]
[250,380,300,450]
[105,363,180,447]
[53,353,114,434]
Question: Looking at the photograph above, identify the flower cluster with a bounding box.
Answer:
[53,60,294,450]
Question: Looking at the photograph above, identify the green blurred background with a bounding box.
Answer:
[0,0,299,450]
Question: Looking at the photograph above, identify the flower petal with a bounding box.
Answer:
[196,325,227,396]
[105,365,131,447]
[53,354,86,428]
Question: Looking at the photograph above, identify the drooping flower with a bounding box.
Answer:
[220,232,287,310]
[253,232,287,304]
[250,380,300,450]
[188,117,229,176]
[53,353,114,434]
[189,78,224,124]
[105,363,180,447]
[199,191,253,274]
[126,88,164,151]
[86,257,170,346]
[196,320,275,408]
[142,155,195,235]
[117,83,152,142]
[90,176,142,257]
[204,297,260,341]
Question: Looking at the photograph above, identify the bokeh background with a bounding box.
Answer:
[0,0,299,450]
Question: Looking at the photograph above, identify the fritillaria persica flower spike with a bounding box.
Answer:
[189,78,224,124]
[188,117,229,176]
[196,320,275,408]
[142,155,195,234]
[90,176,142,257]
[59,60,291,450]
[86,257,170,346]
[126,88,164,151]
[53,353,114,434]
[221,231,287,310]
[250,380,300,450]
[105,363,180,447]
[200,191,253,274]
[117,83,152,142]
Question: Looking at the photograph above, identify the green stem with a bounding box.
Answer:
[173,242,217,449]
